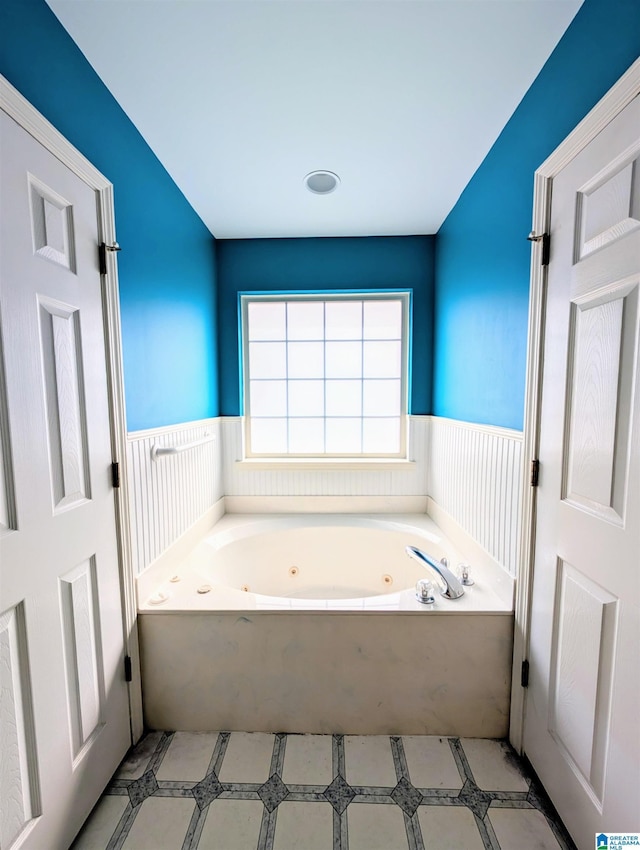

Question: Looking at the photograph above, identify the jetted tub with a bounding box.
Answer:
[138,513,514,736]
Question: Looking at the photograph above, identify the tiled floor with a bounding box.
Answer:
[72,731,577,850]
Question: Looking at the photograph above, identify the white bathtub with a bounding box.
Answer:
[138,513,514,736]
[139,513,510,612]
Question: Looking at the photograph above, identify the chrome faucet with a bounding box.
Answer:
[405,546,465,599]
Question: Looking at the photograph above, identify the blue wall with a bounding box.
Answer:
[434,0,640,430]
[1,0,219,431]
[217,237,435,416]
[5,0,638,434]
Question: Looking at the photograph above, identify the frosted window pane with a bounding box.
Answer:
[326,380,362,416]
[288,380,324,416]
[363,418,400,453]
[248,301,286,340]
[244,294,407,455]
[289,418,324,453]
[251,418,287,453]
[363,300,402,339]
[288,342,324,378]
[287,301,324,340]
[325,301,363,340]
[250,380,287,416]
[363,380,401,416]
[326,341,362,378]
[363,341,401,378]
[249,342,286,379]
[326,418,362,453]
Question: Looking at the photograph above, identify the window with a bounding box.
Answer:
[241,292,410,458]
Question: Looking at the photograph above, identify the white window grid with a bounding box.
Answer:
[241,292,410,458]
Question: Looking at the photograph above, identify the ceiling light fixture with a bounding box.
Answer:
[304,170,340,195]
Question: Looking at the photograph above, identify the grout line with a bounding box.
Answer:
[479,810,502,850]
[490,790,530,801]
[406,810,424,850]
[218,788,262,800]
[105,802,139,850]
[333,734,346,778]
[147,731,174,774]
[154,787,195,798]
[270,732,287,777]
[333,807,342,850]
[209,731,230,776]
[338,806,349,850]
[257,808,277,850]
[105,784,130,795]
[490,799,534,809]
[390,736,409,781]
[351,791,396,803]
[449,737,475,785]
[181,802,207,850]
[332,735,348,850]
[419,796,464,806]
[285,790,330,802]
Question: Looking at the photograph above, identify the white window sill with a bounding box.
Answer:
[235,458,416,471]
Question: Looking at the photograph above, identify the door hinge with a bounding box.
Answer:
[530,459,540,487]
[124,655,133,683]
[527,232,550,267]
[521,659,530,688]
[111,461,120,488]
[541,233,550,266]
[99,241,121,275]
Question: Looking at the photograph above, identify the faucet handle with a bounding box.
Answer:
[458,564,474,586]
[415,578,436,604]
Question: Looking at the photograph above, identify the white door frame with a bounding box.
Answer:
[510,56,640,752]
[0,75,144,742]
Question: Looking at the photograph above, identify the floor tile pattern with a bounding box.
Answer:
[72,732,577,850]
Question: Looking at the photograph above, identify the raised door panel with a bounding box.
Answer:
[548,562,617,803]
[0,604,40,849]
[38,297,90,512]
[577,153,640,260]
[59,558,105,758]
[28,175,76,273]
[563,282,638,523]
[0,326,16,536]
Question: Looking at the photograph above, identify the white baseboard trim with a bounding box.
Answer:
[223,495,429,514]
[136,498,225,605]
[427,497,515,609]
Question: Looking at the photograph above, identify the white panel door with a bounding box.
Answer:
[0,111,130,850]
[524,94,640,849]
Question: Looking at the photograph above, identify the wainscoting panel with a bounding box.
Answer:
[428,418,523,575]
[221,416,429,497]
[126,415,523,580]
[126,419,222,575]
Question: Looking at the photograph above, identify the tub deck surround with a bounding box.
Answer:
[139,610,512,736]
[137,514,513,736]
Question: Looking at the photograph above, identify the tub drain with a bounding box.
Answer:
[383,574,393,586]
[289,566,299,576]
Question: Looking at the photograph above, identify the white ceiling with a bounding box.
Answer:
[46,0,584,239]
